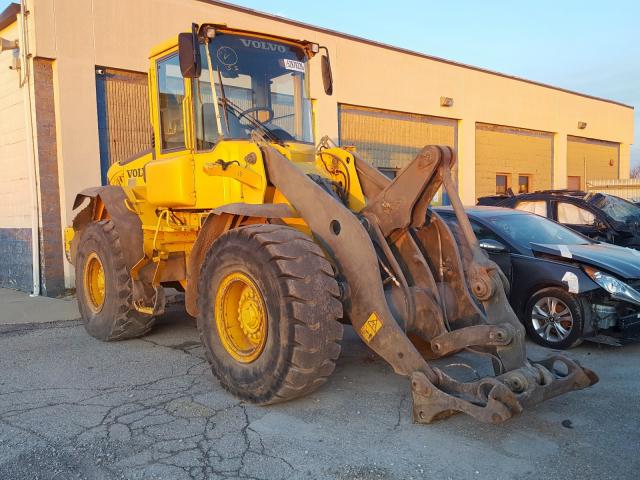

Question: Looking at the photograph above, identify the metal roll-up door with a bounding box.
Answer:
[475,123,553,199]
[96,67,152,184]
[568,136,619,190]
[338,105,457,199]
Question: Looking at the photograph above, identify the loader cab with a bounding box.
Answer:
[151,25,322,153]
[144,24,330,209]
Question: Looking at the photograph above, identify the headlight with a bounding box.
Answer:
[584,266,640,306]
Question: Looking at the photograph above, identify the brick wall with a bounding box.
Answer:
[475,123,553,199]
[33,58,65,297]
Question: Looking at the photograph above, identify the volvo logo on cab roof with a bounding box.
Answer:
[240,38,287,53]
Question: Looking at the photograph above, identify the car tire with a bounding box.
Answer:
[524,287,584,350]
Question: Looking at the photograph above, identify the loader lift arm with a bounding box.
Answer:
[262,144,597,423]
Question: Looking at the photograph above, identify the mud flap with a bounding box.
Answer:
[71,186,164,315]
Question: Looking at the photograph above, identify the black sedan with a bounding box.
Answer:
[477,190,640,249]
[435,206,640,349]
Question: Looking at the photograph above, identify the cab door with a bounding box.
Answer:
[145,50,196,207]
[189,63,267,210]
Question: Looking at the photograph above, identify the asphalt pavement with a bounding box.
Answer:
[0,288,638,480]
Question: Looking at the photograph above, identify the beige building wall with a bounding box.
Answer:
[0,22,30,230]
[475,124,553,199]
[20,0,635,286]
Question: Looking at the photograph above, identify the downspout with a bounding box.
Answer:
[19,0,41,296]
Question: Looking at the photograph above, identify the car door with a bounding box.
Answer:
[553,200,602,239]
[470,220,513,282]
[513,199,549,219]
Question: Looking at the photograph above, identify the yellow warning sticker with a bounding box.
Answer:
[360,312,383,342]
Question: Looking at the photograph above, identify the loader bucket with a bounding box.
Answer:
[262,144,598,424]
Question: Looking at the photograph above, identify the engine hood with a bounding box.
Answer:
[530,243,640,280]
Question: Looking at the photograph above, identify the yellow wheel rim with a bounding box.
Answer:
[84,252,105,312]
[214,272,267,363]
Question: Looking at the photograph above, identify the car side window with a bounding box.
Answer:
[514,200,547,217]
[557,202,595,225]
[157,53,186,151]
[471,221,503,244]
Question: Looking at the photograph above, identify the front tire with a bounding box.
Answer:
[197,224,343,404]
[75,220,155,341]
[524,287,584,349]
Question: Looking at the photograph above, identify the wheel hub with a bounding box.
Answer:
[84,252,105,313]
[531,296,574,343]
[215,272,267,363]
[238,288,264,343]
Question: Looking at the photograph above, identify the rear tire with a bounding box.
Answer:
[75,220,155,341]
[524,287,584,349]
[197,224,343,404]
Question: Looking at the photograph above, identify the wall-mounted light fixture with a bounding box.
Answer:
[0,37,18,52]
[440,96,454,107]
[577,121,587,129]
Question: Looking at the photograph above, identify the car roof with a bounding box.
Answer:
[434,205,529,217]
[479,190,589,201]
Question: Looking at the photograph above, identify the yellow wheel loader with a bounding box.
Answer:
[65,23,597,423]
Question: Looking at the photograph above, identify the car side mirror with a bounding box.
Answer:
[178,24,201,78]
[320,48,333,96]
[479,239,507,253]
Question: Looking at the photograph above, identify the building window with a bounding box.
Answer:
[496,174,508,194]
[379,168,398,179]
[156,53,186,151]
[567,176,581,191]
[518,175,530,193]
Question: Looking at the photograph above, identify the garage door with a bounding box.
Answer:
[338,104,457,179]
[567,136,619,190]
[475,123,553,200]
[96,67,152,184]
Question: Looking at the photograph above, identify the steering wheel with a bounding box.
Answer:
[237,106,274,127]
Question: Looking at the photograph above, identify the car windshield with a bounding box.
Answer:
[485,212,591,247]
[194,33,313,145]
[587,193,640,223]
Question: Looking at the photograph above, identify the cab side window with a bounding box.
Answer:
[557,202,595,225]
[514,200,547,217]
[157,54,186,151]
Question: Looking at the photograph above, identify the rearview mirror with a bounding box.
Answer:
[321,50,333,96]
[479,239,507,252]
[178,24,201,78]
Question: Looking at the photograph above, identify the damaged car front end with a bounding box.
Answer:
[438,207,640,348]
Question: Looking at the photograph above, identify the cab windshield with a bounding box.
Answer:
[193,33,313,148]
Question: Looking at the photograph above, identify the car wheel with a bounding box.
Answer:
[524,287,584,349]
